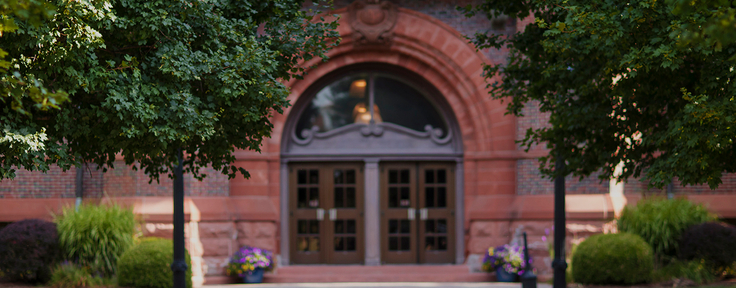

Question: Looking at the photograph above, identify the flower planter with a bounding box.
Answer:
[495,267,518,282]
[242,268,264,284]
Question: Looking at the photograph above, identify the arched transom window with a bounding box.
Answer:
[295,73,448,139]
[285,69,460,157]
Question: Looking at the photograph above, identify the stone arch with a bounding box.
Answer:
[269,7,514,155]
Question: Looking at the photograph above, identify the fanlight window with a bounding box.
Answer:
[295,73,448,139]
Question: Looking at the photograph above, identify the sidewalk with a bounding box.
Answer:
[205,283,554,288]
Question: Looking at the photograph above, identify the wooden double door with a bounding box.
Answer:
[289,163,365,264]
[380,162,455,264]
[288,162,455,264]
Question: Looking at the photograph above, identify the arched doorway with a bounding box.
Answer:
[280,64,464,265]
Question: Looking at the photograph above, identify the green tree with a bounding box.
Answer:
[1,0,339,180]
[462,0,736,189]
[1,0,70,166]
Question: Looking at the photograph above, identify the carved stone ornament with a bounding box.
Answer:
[348,0,398,46]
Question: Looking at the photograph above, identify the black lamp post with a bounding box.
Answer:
[552,155,567,288]
[172,150,187,288]
[521,232,537,288]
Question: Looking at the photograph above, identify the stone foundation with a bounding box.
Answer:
[466,219,614,279]
[196,221,277,278]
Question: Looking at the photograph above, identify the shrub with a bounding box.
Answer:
[618,198,714,259]
[679,222,736,275]
[117,238,192,288]
[48,263,115,288]
[572,233,654,285]
[0,219,59,283]
[652,259,718,284]
[49,263,94,288]
[55,204,136,276]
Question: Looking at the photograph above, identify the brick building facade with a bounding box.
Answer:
[1,0,735,285]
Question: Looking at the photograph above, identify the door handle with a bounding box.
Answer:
[316,208,325,220]
[329,208,337,221]
[420,208,428,220]
[407,208,415,220]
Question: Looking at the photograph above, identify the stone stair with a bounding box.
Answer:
[262,265,492,283]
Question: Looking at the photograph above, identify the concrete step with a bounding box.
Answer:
[262,265,493,283]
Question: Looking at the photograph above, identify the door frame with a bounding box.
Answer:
[279,157,465,266]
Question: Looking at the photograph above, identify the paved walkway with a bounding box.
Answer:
[205,283,553,288]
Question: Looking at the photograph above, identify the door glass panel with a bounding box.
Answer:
[437,187,446,208]
[400,219,410,233]
[438,237,448,250]
[389,170,398,184]
[346,170,356,184]
[425,169,434,184]
[298,188,308,208]
[345,187,356,208]
[437,169,446,184]
[334,187,344,208]
[334,219,357,252]
[400,170,410,183]
[425,237,435,250]
[309,169,319,184]
[400,237,411,250]
[389,237,398,251]
[298,170,307,184]
[388,187,398,208]
[437,219,447,233]
[309,187,319,208]
[399,187,410,207]
[389,219,398,233]
[424,219,448,251]
[334,169,344,184]
[297,220,320,252]
[425,187,435,207]
[347,219,356,233]
[347,237,356,251]
[425,219,435,233]
[388,219,411,251]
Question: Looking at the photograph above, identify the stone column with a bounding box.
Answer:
[279,161,290,266]
[455,160,465,264]
[364,158,380,265]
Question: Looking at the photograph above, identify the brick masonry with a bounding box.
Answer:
[625,174,736,195]
[517,159,609,195]
[0,161,229,198]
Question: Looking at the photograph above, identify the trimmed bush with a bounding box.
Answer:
[618,198,714,259]
[572,233,654,285]
[55,204,136,276]
[679,222,736,275]
[0,219,59,283]
[117,238,192,288]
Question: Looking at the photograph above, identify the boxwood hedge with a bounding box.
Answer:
[572,233,654,285]
[117,238,192,288]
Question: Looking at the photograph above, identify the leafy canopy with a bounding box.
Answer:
[462,0,736,189]
[1,0,339,181]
